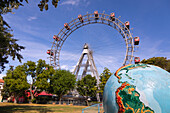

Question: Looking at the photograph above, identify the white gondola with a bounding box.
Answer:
[78,14,84,23]
[64,23,70,30]
[134,37,140,45]
[125,21,130,30]
[53,35,60,41]
[110,13,115,21]
[94,11,99,19]
[134,57,140,64]
[47,50,53,56]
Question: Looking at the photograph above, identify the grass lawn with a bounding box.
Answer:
[0,103,86,113]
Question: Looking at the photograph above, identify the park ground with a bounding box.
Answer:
[0,103,86,113]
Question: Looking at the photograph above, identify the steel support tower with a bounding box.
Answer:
[73,43,100,102]
[73,43,99,83]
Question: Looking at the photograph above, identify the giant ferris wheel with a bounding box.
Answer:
[47,11,140,70]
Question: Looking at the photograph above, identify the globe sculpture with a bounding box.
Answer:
[103,63,170,113]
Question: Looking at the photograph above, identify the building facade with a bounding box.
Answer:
[0,79,4,102]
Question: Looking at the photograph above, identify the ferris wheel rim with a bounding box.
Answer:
[49,12,136,69]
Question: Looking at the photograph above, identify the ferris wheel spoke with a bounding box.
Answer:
[48,11,140,70]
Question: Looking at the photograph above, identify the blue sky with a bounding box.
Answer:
[1,0,170,78]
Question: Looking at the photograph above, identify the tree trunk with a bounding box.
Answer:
[59,92,64,105]
[14,98,17,104]
[30,83,34,104]
[14,93,18,104]
[59,96,62,105]
[86,99,89,106]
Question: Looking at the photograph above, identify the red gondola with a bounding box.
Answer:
[47,50,53,56]
[125,21,130,29]
[53,35,60,41]
[134,37,140,45]
[134,57,140,64]
[78,14,84,23]
[64,23,70,30]
[94,11,99,19]
[110,13,115,21]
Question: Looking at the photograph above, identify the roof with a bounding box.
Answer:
[37,91,52,96]
[0,79,4,83]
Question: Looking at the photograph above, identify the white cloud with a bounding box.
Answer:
[0,74,6,79]
[137,37,170,60]
[59,50,122,74]
[94,54,123,72]
[61,0,80,6]
[27,16,37,21]
[61,65,70,70]
[83,0,90,6]
[4,14,50,41]
[9,22,46,40]
[61,65,75,72]
[60,51,80,61]
[1,39,51,77]
[4,38,50,67]
[70,66,76,72]
[20,40,50,63]
[60,0,90,6]
[59,53,122,75]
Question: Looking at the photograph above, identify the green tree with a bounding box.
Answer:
[77,75,97,106]
[0,0,60,12]
[0,0,27,73]
[24,59,54,103]
[0,0,60,73]
[49,69,76,104]
[166,59,170,72]
[141,57,170,72]
[98,67,113,95]
[3,65,29,103]
[0,15,25,73]
[35,65,54,91]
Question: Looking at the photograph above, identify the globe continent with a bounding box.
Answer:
[103,63,170,113]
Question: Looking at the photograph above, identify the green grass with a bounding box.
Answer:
[0,103,86,113]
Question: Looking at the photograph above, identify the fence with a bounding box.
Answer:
[82,103,104,113]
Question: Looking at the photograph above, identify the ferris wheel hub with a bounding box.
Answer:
[83,43,89,49]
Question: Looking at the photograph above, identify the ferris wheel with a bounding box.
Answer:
[47,11,140,70]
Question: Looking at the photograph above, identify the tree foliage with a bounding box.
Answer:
[0,32,25,73]
[2,65,29,103]
[141,57,170,72]
[98,67,113,95]
[35,65,54,91]
[24,59,54,102]
[38,0,60,11]
[0,0,26,73]
[0,13,25,73]
[0,0,60,73]
[49,69,76,104]
[0,0,60,13]
[77,75,97,106]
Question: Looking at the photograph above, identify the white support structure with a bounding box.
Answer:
[73,43,99,83]
[73,43,100,102]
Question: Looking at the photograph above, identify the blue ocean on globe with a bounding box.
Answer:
[103,63,170,113]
